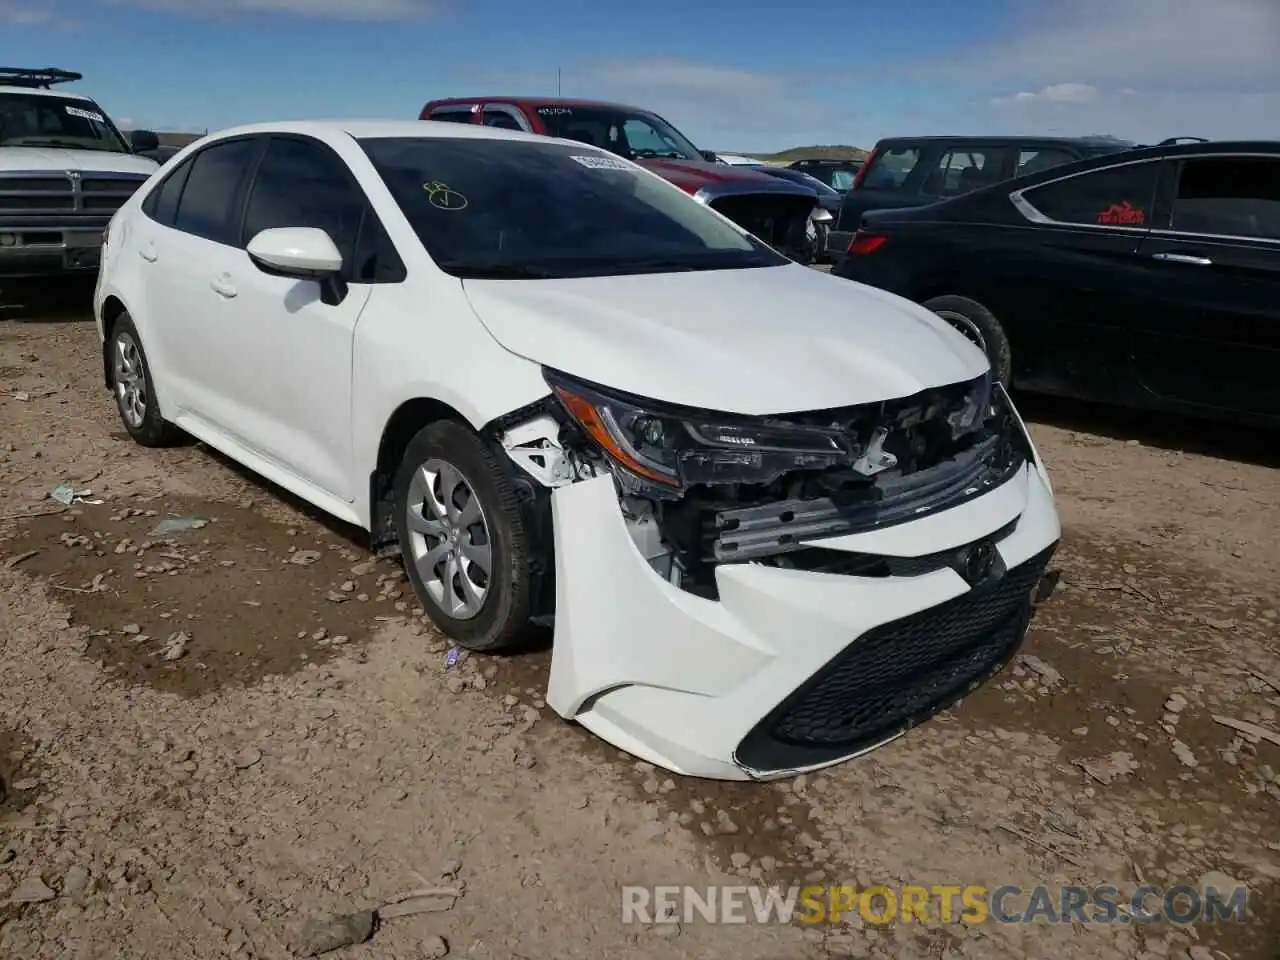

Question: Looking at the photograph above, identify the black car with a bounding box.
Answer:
[828,135,1138,259]
[787,159,862,193]
[832,140,1280,426]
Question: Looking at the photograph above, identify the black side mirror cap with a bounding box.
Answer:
[129,129,160,153]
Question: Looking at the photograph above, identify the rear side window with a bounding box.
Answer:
[859,146,922,190]
[1016,149,1078,177]
[1021,162,1160,227]
[143,161,192,227]
[921,147,1006,197]
[1172,157,1280,240]
[172,138,260,245]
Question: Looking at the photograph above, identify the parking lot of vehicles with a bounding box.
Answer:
[2,97,1280,959]
[0,68,159,280]
[419,96,826,264]
[834,139,1280,425]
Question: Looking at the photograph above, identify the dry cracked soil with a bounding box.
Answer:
[2,292,1279,960]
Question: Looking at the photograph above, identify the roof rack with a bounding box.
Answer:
[0,67,83,89]
[1156,136,1210,146]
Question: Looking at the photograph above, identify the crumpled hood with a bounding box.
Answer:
[463,264,989,414]
[637,157,814,197]
[0,148,158,176]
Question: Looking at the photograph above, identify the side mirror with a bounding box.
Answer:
[247,227,347,305]
[129,129,160,153]
[699,149,721,163]
[810,208,835,225]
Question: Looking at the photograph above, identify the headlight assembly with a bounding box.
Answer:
[544,369,854,494]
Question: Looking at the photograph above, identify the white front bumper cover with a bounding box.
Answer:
[544,456,1060,781]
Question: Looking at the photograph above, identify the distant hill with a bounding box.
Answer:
[726,145,870,164]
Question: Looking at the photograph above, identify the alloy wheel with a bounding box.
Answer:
[404,458,493,620]
[933,309,989,354]
[113,331,148,429]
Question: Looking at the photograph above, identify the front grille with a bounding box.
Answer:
[0,172,147,218]
[735,544,1055,773]
[709,193,814,256]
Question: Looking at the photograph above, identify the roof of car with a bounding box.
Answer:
[425,96,661,114]
[0,84,92,100]
[204,118,553,144]
[874,134,1139,148]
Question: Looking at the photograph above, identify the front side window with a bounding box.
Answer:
[1020,161,1160,228]
[533,105,703,162]
[1172,157,1280,240]
[242,137,366,266]
[860,146,922,190]
[171,138,260,245]
[0,92,129,153]
[359,137,786,279]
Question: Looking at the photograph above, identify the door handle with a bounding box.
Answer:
[210,275,237,299]
[1151,252,1212,266]
[138,243,158,263]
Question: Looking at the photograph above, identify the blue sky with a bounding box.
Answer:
[5,0,1278,150]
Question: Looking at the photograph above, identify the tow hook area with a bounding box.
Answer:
[1033,568,1061,606]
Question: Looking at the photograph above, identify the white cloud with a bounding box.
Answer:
[991,83,1099,108]
[0,1,80,25]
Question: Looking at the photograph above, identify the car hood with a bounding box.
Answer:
[461,263,988,415]
[0,147,158,175]
[636,157,814,197]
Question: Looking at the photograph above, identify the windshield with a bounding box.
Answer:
[359,137,788,279]
[0,92,130,152]
[531,104,704,162]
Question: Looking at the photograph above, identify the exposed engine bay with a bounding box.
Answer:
[492,368,1031,605]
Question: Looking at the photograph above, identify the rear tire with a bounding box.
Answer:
[394,420,535,652]
[922,295,1012,386]
[108,312,183,447]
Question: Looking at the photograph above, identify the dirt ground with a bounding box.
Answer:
[2,293,1278,960]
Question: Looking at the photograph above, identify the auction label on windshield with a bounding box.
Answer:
[65,105,105,123]
[570,154,633,171]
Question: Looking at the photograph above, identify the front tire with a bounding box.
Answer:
[922,295,1013,387]
[109,312,182,447]
[394,420,535,652]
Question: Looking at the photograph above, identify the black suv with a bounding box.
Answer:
[832,140,1280,426]
[828,135,1138,257]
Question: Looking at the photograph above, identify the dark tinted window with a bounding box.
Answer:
[922,147,1006,197]
[145,161,192,226]
[172,138,259,244]
[860,145,922,190]
[242,137,365,267]
[359,137,783,279]
[426,109,475,124]
[1173,157,1280,240]
[481,109,523,130]
[1016,148,1078,177]
[1023,161,1159,227]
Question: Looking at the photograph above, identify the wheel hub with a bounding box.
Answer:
[404,458,492,621]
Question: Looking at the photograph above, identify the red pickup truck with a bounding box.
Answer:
[419,97,822,263]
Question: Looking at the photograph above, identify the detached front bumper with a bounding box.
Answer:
[546,459,1060,780]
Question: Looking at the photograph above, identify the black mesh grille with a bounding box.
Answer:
[736,544,1055,773]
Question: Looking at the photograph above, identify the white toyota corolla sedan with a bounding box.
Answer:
[94,119,1061,780]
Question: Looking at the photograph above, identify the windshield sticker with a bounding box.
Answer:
[569,154,633,171]
[64,105,105,123]
[1096,201,1145,226]
[423,181,468,210]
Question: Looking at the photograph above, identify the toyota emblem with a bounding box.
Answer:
[958,540,997,585]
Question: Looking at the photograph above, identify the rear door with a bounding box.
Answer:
[996,159,1162,396]
[1132,154,1280,419]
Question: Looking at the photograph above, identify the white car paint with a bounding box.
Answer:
[0,147,158,176]
[96,118,1061,781]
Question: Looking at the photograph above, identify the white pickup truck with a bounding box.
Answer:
[0,68,160,280]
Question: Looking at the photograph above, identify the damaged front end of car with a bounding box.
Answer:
[488,367,1061,780]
